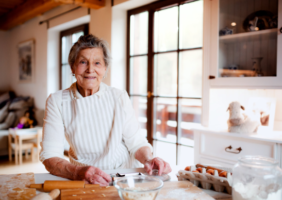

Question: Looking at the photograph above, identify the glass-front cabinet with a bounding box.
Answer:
[207,0,282,88]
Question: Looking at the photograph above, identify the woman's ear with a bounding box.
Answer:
[241,105,245,110]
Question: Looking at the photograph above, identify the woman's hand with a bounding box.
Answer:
[144,157,172,176]
[75,166,112,186]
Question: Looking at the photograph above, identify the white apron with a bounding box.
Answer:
[60,87,141,170]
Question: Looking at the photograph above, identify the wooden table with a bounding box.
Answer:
[34,167,232,200]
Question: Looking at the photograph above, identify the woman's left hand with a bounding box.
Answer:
[144,157,172,176]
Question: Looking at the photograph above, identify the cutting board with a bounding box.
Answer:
[0,172,36,200]
[61,181,214,200]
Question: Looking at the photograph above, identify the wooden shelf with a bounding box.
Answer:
[219,69,256,77]
[219,28,277,43]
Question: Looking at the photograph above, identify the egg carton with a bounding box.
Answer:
[177,165,232,195]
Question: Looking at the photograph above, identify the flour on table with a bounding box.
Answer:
[156,188,212,200]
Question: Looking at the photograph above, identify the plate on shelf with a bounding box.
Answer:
[243,10,277,32]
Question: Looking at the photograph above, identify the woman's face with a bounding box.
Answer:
[72,48,107,93]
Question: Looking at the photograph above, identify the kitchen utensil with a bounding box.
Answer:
[230,155,282,200]
[0,172,36,200]
[114,175,163,200]
[31,189,60,200]
[30,180,99,192]
[252,57,263,76]
[60,181,214,200]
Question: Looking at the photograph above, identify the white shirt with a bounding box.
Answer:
[40,82,152,170]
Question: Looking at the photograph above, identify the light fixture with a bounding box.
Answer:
[231,22,236,26]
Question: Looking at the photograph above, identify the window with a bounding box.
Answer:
[60,24,89,90]
[127,0,203,165]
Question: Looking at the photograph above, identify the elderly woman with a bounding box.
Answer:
[40,34,171,186]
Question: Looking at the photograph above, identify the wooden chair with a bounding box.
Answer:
[8,128,42,165]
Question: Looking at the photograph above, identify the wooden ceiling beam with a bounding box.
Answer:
[0,0,105,30]
[54,0,105,10]
[0,0,62,30]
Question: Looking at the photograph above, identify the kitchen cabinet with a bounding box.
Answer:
[204,0,282,88]
[193,128,282,168]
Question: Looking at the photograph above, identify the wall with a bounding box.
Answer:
[8,17,48,110]
[209,88,282,132]
[0,31,10,91]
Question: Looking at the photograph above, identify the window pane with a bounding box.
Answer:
[179,50,202,98]
[130,12,149,56]
[130,56,148,95]
[61,35,72,64]
[178,145,194,167]
[153,140,176,165]
[131,96,147,138]
[62,64,76,90]
[154,98,177,143]
[72,31,84,45]
[179,99,201,146]
[154,6,178,52]
[179,0,203,49]
[154,52,177,96]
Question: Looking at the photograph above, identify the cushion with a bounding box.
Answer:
[9,97,34,110]
[0,112,16,130]
[0,92,10,109]
[0,102,9,123]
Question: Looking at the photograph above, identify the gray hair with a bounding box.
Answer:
[68,34,111,71]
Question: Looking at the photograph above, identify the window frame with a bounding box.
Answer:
[127,0,202,165]
[59,24,89,90]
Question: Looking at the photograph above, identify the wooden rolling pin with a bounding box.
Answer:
[30,181,99,192]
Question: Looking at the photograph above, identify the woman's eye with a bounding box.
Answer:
[80,60,87,64]
[95,62,100,65]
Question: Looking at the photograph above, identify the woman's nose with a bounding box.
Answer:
[87,63,95,73]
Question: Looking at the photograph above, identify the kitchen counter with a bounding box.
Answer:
[193,126,282,144]
[34,166,232,200]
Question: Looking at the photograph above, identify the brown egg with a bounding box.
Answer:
[184,166,191,171]
[192,170,199,173]
[219,171,227,177]
[207,169,215,175]
[196,168,202,173]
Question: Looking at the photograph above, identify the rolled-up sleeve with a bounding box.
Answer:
[119,91,153,157]
[40,93,65,162]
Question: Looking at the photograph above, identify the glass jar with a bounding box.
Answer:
[232,156,282,200]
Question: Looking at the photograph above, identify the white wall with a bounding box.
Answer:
[8,17,48,110]
[0,31,10,91]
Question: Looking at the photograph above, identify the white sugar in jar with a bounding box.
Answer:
[232,156,282,200]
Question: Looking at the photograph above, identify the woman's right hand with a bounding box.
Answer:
[75,166,111,186]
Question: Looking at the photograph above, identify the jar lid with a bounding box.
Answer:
[239,155,278,167]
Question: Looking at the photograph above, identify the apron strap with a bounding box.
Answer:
[61,89,72,125]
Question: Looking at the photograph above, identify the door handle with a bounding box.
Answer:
[147,91,154,98]
[225,145,242,154]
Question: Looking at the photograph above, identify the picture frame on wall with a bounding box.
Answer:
[18,39,35,83]
[247,97,276,131]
